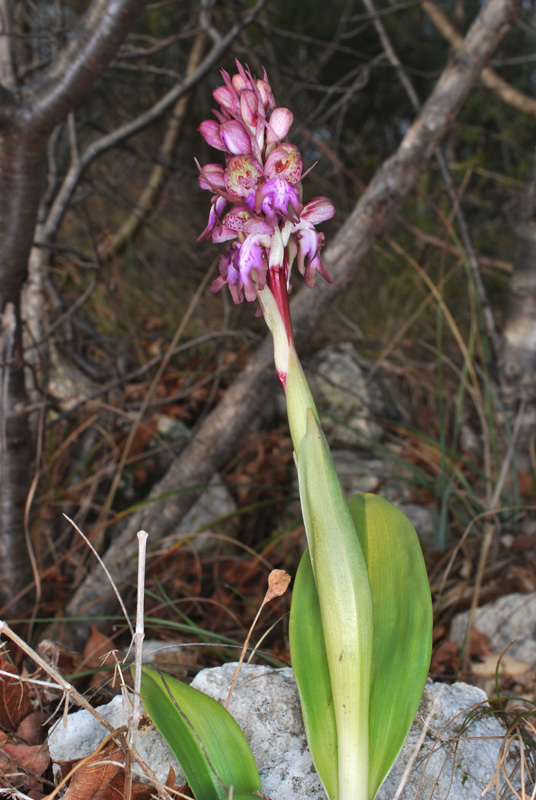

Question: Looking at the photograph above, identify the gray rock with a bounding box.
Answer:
[48,664,515,799]
[451,592,536,664]
[47,693,180,784]
[305,343,402,445]
[378,681,515,800]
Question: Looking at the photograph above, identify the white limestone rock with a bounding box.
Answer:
[48,664,516,799]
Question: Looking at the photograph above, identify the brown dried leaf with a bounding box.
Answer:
[16,711,49,745]
[265,570,291,603]
[65,742,123,800]
[0,655,32,732]
[430,641,459,675]
[1,741,50,779]
[468,627,493,659]
[83,627,117,674]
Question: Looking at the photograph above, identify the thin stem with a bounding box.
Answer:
[267,259,294,348]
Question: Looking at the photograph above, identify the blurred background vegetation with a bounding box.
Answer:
[2,0,535,691]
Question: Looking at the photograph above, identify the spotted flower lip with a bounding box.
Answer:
[264,144,303,185]
[198,60,334,306]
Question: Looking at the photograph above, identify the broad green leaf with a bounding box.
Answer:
[139,666,261,800]
[347,493,432,798]
[289,547,338,800]
[295,410,373,800]
[290,493,431,800]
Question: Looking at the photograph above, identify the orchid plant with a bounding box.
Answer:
[140,61,432,800]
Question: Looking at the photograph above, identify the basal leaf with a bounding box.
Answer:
[291,493,432,800]
[347,493,432,798]
[289,548,338,800]
[139,666,261,800]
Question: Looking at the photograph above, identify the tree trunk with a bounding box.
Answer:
[0,112,45,611]
[501,159,536,475]
[0,0,146,612]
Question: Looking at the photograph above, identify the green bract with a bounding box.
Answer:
[138,666,262,800]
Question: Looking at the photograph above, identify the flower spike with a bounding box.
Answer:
[198,61,334,341]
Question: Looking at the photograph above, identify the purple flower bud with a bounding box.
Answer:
[256,77,275,112]
[198,120,226,151]
[265,144,303,185]
[220,120,253,155]
[240,90,260,130]
[213,85,239,116]
[231,69,249,95]
[301,197,336,224]
[266,108,294,146]
[197,162,226,192]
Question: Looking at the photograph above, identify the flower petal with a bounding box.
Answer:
[220,120,252,155]
[301,197,336,224]
[198,119,226,151]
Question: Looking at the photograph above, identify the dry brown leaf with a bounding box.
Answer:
[468,627,493,659]
[83,627,117,677]
[265,570,291,603]
[64,742,123,800]
[16,711,49,745]
[0,655,33,732]
[430,641,459,675]
[63,745,178,800]
[1,741,50,779]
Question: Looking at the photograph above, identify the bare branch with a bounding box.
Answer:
[27,0,146,135]
[35,0,265,245]
[98,32,207,262]
[422,0,536,120]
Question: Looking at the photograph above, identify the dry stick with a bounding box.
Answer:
[0,619,119,735]
[0,594,174,800]
[59,0,521,638]
[128,530,148,750]
[224,570,290,710]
